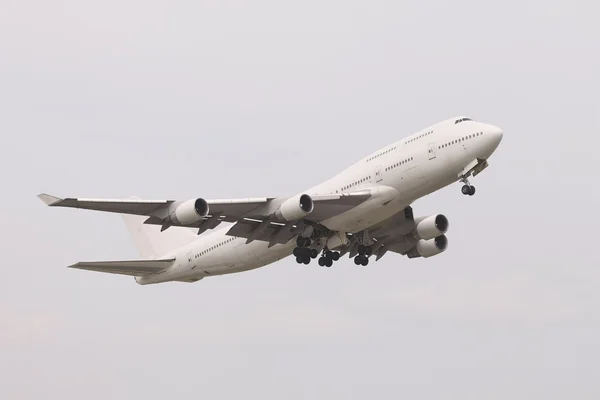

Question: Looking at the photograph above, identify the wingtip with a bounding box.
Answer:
[38,193,63,206]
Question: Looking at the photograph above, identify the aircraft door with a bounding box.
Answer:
[375,165,383,182]
[428,143,436,160]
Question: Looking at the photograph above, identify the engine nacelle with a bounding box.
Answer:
[170,198,209,225]
[414,214,449,240]
[407,235,448,258]
[275,194,314,221]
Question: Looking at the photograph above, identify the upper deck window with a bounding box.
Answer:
[455,118,473,124]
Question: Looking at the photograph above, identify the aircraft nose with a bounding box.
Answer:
[476,124,503,159]
[488,124,504,146]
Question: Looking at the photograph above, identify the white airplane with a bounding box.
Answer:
[39,116,503,285]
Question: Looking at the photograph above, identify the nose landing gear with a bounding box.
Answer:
[460,177,476,196]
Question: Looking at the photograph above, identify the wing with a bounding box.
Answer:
[38,193,271,233]
[68,258,175,276]
[38,194,175,215]
[307,191,372,222]
[38,190,372,235]
[339,207,418,260]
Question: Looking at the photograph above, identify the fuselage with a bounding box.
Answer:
[136,117,503,284]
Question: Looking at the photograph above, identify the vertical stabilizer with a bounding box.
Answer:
[121,214,197,259]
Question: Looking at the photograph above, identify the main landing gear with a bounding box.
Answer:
[460,177,476,196]
[318,250,340,267]
[353,244,371,266]
[293,236,318,265]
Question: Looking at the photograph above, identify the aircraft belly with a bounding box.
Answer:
[233,240,294,270]
[321,197,404,233]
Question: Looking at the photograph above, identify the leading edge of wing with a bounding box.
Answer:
[37,193,174,215]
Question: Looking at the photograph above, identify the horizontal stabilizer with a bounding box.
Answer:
[68,258,175,277]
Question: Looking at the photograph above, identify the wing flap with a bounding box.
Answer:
[68,258,175,277]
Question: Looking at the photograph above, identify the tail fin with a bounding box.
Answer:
[121,214,197,259]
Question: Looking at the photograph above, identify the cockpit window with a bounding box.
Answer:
[455,117,473,124]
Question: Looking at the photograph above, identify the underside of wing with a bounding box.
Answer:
[226,218,301,246]
[68,258,175,276]
[305,191,372,222]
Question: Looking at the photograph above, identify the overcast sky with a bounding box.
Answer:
[1,0,599,399]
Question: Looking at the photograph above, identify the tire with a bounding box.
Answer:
[303,256,310,265]
[361,257,369,266]
[354,256,361,265]
[469,186,476,196]
[296,256,303,264]
[325,258,333,267]
[332,252,340,261]
[461,185,471,195]
[318,257,326,266]
[310,249,319,259]
[325,250,333,259]
[293,248,301,257]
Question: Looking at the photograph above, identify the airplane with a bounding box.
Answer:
[38,116,503,285]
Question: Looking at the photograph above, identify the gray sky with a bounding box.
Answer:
[1,0,599,398]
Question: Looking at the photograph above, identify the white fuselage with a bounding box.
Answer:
[136,117,503,284]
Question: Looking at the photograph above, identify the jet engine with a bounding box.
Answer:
[407,235,448,258]
[169,198,209,225]
[275,194,314,221]
[413,214,449,240]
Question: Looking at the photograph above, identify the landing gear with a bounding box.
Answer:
[354,255,369,266]
[296,236,311,247]
[318,249,340,267]
[295,255,311,264]
[293,235,315,265]
[357,245,372,256]
[461,184,476,196]
[460,177,476,196]
[318,257,333,267]
[293,246,312,265]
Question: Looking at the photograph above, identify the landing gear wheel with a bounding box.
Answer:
[310,249,319,259]
[361,257,369,266]
[461,185,471,195]
[358,245,367,255]
[468,186,476,196]
[302,256,310,265]
[354,256,361,265]
[325,258,333,268]
[296,256,303,264]
[332,252,340,261]
[318,257,326,266]
[325,250,333,259]
[364,246,373,257]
